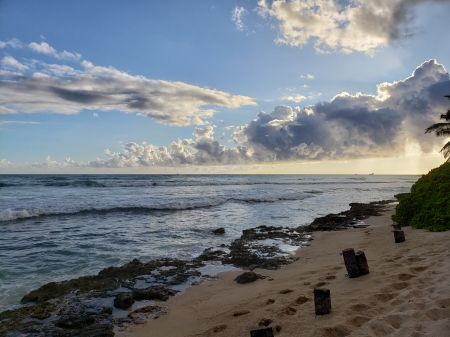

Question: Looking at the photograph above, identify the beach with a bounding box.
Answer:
[120,204,450,337]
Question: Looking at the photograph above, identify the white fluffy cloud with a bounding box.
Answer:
[281,94,307,102]
[3,59,449,169]
[257,0,449,55]
[1,56,29,71]
[28,42,82,60]
[0,41,257,126]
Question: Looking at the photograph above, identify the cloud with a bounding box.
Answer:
[0,121,40,125]
[3,59,450,169]
[233,59,450,161]
[1,56,29,71]
[0,38,25,49]
[28,42,82,60]
[0,44,257,126]
[281,94,307,103]
[93,112,99,117]
[231,5,248,31]
[301,74,314,80]
[256,0,449,55]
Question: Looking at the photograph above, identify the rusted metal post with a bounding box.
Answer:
[394,230,405,243]
[355,250,369,275]
[314,288,331,315]
[250,326,274,337]
[341,248,360,278]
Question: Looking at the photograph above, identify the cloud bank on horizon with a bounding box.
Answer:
[256,0,448,55]
[2,59,449,169]
[0,39,257,126]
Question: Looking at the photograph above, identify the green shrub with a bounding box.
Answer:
[391,162,450,231]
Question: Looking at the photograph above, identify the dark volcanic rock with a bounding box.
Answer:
[234,272,261,284]
[303,201,393,232]
[114,292,134,310]
[212,227,225,234]
[132,286,178,302]
[394,193,409,200]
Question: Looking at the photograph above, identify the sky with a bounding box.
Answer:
[1,0,450,174]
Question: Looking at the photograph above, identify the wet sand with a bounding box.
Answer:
[119,204,450,337]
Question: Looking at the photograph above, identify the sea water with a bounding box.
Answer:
[0,174,417,312]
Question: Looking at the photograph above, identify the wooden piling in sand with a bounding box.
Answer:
[341,248,360,278]
[394,230,405,243]
[392,224,401,230]
[355,250,369,275]
[314,288,331,315]
[250,326,274,337]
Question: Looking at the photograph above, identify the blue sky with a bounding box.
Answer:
[1,0,450,173]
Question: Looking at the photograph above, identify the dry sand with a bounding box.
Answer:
[118,204,450,337]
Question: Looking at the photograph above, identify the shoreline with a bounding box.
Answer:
[120,204,450,337]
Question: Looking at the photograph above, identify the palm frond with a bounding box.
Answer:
[425,123,450,134]
[440,141,450,159]
[445,95,450,100]
[441,110,450,120]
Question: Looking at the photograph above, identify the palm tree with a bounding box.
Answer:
[425,95,450,162]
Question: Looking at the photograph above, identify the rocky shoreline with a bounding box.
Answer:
[0,200,394,337]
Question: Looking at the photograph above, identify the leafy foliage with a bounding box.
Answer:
[392,163,450,231]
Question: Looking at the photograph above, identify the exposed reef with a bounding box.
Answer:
[0,200,392,336]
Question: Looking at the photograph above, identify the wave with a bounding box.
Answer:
[0,194,311,222]
[44,180,107,188]
[0,183,14,187]
[2,180,394,189]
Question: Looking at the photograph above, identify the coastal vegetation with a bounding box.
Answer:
[392,162,450,231]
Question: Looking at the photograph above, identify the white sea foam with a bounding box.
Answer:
[0,208,43,221]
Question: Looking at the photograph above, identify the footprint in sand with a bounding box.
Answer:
[315,282,328,287]
[314,324,351,337]
[425,307,450,321]
[396,273,416,281]
[410,265,429,273]
[384,313,413,329]
[381,281,409,291]
[284,306,297,315]
[367,319,396,336]
[258,318,273,326]
[293,296,309,305]
[349,303,371,312]
[346,315,371,327]
[266,299,275,305]
[372,293,396,303]
[435,297,450,308]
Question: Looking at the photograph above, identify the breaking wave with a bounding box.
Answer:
[0,194,311,222]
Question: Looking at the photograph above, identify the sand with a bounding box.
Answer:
[118,204,450,337]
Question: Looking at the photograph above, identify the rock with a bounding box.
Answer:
[114,292,134,310]
[212,227,225,235]
[279,289,293,294]
[233,310,250,316]
[275,325,282,332]
[234,272,261,284]
[266,299,275,305]
[132,286,178,302]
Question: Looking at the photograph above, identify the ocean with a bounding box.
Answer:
[0,174,417,313]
